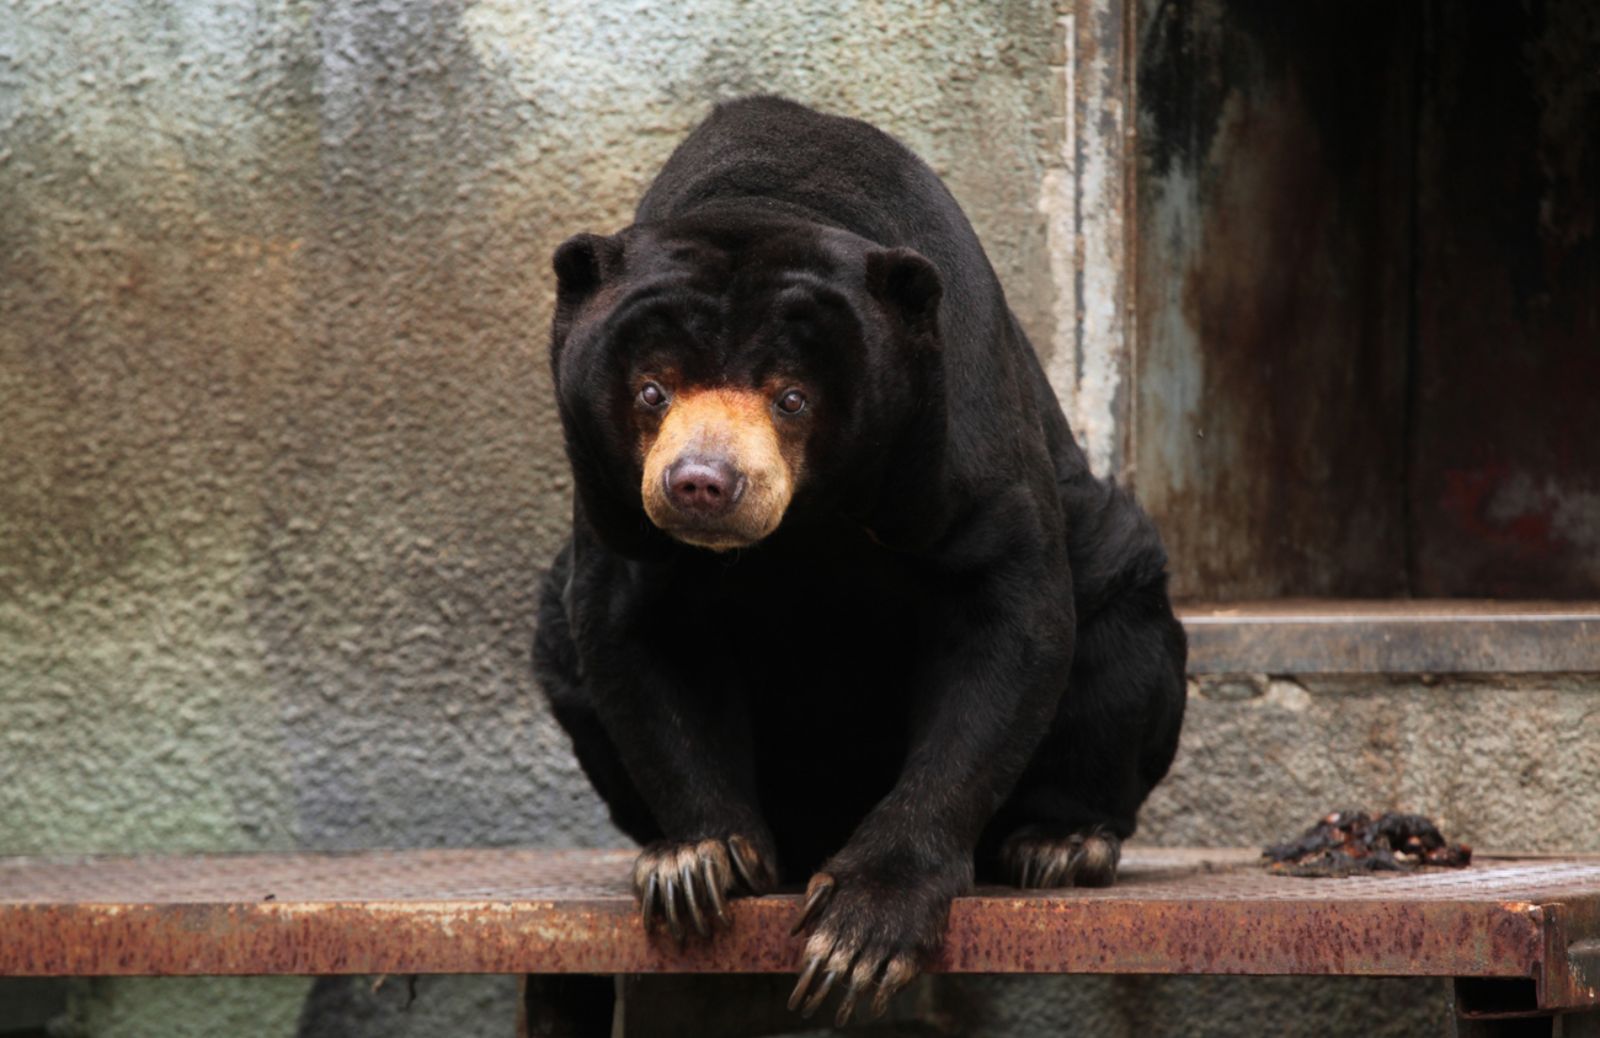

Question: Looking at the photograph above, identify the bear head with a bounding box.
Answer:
[549,213,946,557]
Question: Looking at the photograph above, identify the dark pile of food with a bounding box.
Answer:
[1263,810,1473,877]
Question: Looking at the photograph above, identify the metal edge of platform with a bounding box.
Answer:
[1177,600,1600,675]
[3,889,1596,1010]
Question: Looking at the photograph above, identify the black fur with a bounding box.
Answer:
[533,96,1185,1018]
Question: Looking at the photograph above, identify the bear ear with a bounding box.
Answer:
[551,233,622,363]
[552,232,620,308]
[865,247,942,332]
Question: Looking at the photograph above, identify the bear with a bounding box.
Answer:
[533,95,1186,1025]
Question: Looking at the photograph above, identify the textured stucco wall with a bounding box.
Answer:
[0,1,1056,1033]
[0,0,1055,860]
[4,1,1596,1036]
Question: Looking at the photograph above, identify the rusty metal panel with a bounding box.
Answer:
[1133,0,1418,600]
[3,847,1599,1009]
[1548,897,1600,1012]
[1409,3,1600,599]
[1180,600,1600,675]
[1134,0,1600,601]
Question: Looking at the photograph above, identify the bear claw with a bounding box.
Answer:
[789,872,834,936]
[787,868,948,1025]
[1001,826,1122,889]
[788,922,920,1025]
[633,835,774,940]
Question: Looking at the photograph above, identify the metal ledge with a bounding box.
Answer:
[2,847,1599,1013]
[1178,600,1600,675]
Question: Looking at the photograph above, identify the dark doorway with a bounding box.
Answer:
[1135,0,1600,601]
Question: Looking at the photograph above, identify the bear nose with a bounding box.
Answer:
[664,456,746,517]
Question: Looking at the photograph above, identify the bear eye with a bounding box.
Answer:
[776,389,807,415]
[638,382,668,409]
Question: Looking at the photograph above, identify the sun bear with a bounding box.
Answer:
[533,95,1186,1025]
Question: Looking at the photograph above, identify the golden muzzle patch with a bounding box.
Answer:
[640,388,797,550]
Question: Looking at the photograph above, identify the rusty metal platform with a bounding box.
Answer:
[2,848,1598,1012]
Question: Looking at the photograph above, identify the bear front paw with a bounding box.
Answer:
[786,862,964,1025]
[632,834,775,940]
[999,824,1122,889]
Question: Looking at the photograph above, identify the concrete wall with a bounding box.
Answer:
[0,1,1051,1033]
[4,1,1596,1036]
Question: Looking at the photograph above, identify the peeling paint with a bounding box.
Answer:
[1041,0,1134,480]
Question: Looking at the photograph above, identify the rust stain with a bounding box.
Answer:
[1136,2,1414,599]
[1137,3,1599,599]
[1545,899,1600,1009]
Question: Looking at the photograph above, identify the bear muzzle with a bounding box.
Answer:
[640,388,796,551]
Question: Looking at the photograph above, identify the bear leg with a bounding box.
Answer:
[533,542,661,845]
[979,574,1187,888]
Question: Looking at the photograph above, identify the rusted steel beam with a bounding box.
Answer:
[1546,898,1600,1010]
[3,848,1599,1010]
[1179,600,1600,675]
